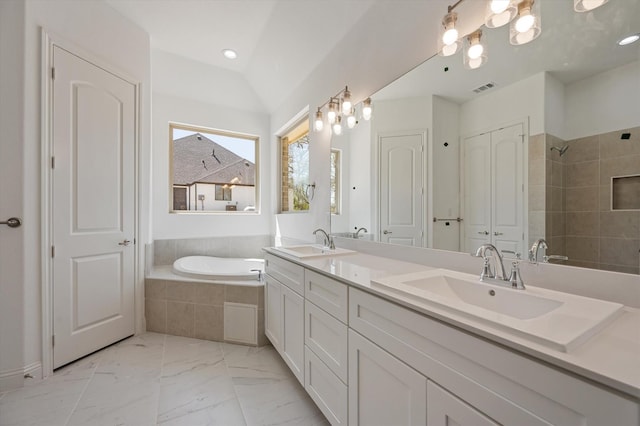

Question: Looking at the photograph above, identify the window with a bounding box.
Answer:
[170,123,259,213]
[330,149,341,214]
[280,119,310,212]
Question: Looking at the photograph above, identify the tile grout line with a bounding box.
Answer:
[155,333,169,425]
[63,354,102,426]
[221,343,250,426]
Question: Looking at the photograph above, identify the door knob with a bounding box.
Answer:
[383,230,392,235]
[494,232,503,236]
[477,231,489,235]
[118,239,131,246]
[0,217,21,228]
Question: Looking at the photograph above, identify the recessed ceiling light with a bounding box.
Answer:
[617,33,640,46]
[222,49,238,59]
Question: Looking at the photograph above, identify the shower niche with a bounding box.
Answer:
[612,175,640,210]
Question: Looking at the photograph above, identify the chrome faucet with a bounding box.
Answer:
[355,227,368,238]
[528,238,548,262]
[474,244,507,280]
[313,228,335,249]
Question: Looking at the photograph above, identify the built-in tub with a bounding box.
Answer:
[172,255,265,282]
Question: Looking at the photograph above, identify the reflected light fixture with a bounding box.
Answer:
[618,33,640,46]
[341,87,352,114]
[314,108,324,132]
[574,0,608,12]
[464,29,488,69]
[222,49,237,59]
[332,116,343,135]
[510,0,541,45]
[313,86,371,133]
[362,98,372,121]
[439,10,461,56]
[485,0,517,28]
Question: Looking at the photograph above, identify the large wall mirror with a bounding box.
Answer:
[330,0,639,274]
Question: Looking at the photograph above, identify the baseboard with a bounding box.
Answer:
[0,367,23,392]
[23,361,42,386]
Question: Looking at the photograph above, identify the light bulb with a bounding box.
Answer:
[468,43,484,60]
[327,99,337,124]
[442,28,459,46]
[314,110,324,132]
[342,88,352,114]
[515,13,534,33]
[347,115,356,129]
[333,116,342,135]
[362,98,372,121]
[490,0,510,14]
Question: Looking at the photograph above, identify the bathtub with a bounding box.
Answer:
[173,256,265,282]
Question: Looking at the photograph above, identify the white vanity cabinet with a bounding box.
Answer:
[349,287,639,426]
[304,270,349,425]
[264,254,305,384]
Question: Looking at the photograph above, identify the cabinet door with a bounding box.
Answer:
[427,381,499,426]
[281,284,305,385]
[305,346,348,425]
[264,276,282,351]
[349,329,427,426]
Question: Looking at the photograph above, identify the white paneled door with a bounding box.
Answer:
[379,131,425,246]
[52,46,136,368]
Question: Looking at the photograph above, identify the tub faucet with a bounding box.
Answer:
[313,228,335,249]
[528,238,548,262]
[355,227,368,238]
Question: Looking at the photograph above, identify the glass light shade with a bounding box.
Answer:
[327,100,338,124]
[574,0,608,12]
[342,88,352,114]
[314,110,324,132]
[362,98,373,120]
[332,116,342,135]
[463,30,488,70]
[347,114,357,129]
[485,0,517,28]
[438,12,461,57]
[510,0,541,45]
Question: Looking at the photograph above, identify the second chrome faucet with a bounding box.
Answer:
[474,244,525,290]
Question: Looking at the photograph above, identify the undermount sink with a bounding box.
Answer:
[371,269,624,352]
[272,244,355,259]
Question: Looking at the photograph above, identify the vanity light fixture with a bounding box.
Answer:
[574,0,608,12]
[362,98,373,121]
[222,49,238,59]
[464,29,488,69]
[314,86,371,133]
[510,0,541,45]
[314,108,324,132]
[439,10,462,56]
[618,33,640,46]
[485,0,517,28]
[332,116,343,135]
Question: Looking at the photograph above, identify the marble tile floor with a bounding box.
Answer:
[0,333,328,426]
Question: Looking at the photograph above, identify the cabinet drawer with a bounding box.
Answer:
[349,288,638,426]
[305,269,348,323]
[305,346,348,426]
[265,253,304,295]
[305,300,348,383]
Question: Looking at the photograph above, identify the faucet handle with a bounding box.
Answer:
[480,257,494,280]
[507,260,526,290]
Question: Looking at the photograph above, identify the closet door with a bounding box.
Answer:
[492,124,524,256]
[463,132,492,253]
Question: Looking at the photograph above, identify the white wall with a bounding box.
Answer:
[544,72,565,139]
[564,60,640,141]
[0,0,26,391]
[0,0,151,389]
[460,72,545,137]
[432,96,461,251]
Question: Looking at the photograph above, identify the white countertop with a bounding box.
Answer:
[264,248,640,399]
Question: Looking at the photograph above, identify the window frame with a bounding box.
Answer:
[330,148,341,215]
[169,122,260,214]
[279,117,310,213]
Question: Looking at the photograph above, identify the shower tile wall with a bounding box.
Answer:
[530,128,640,274]
[153,234,273,265]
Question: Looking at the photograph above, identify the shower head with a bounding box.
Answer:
[550,145,569,156]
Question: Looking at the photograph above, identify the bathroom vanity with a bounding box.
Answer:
[263,247,639,426]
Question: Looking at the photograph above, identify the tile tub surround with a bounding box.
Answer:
[0,333,327,426]
[153,235,272,265]
[145,278,268,346]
